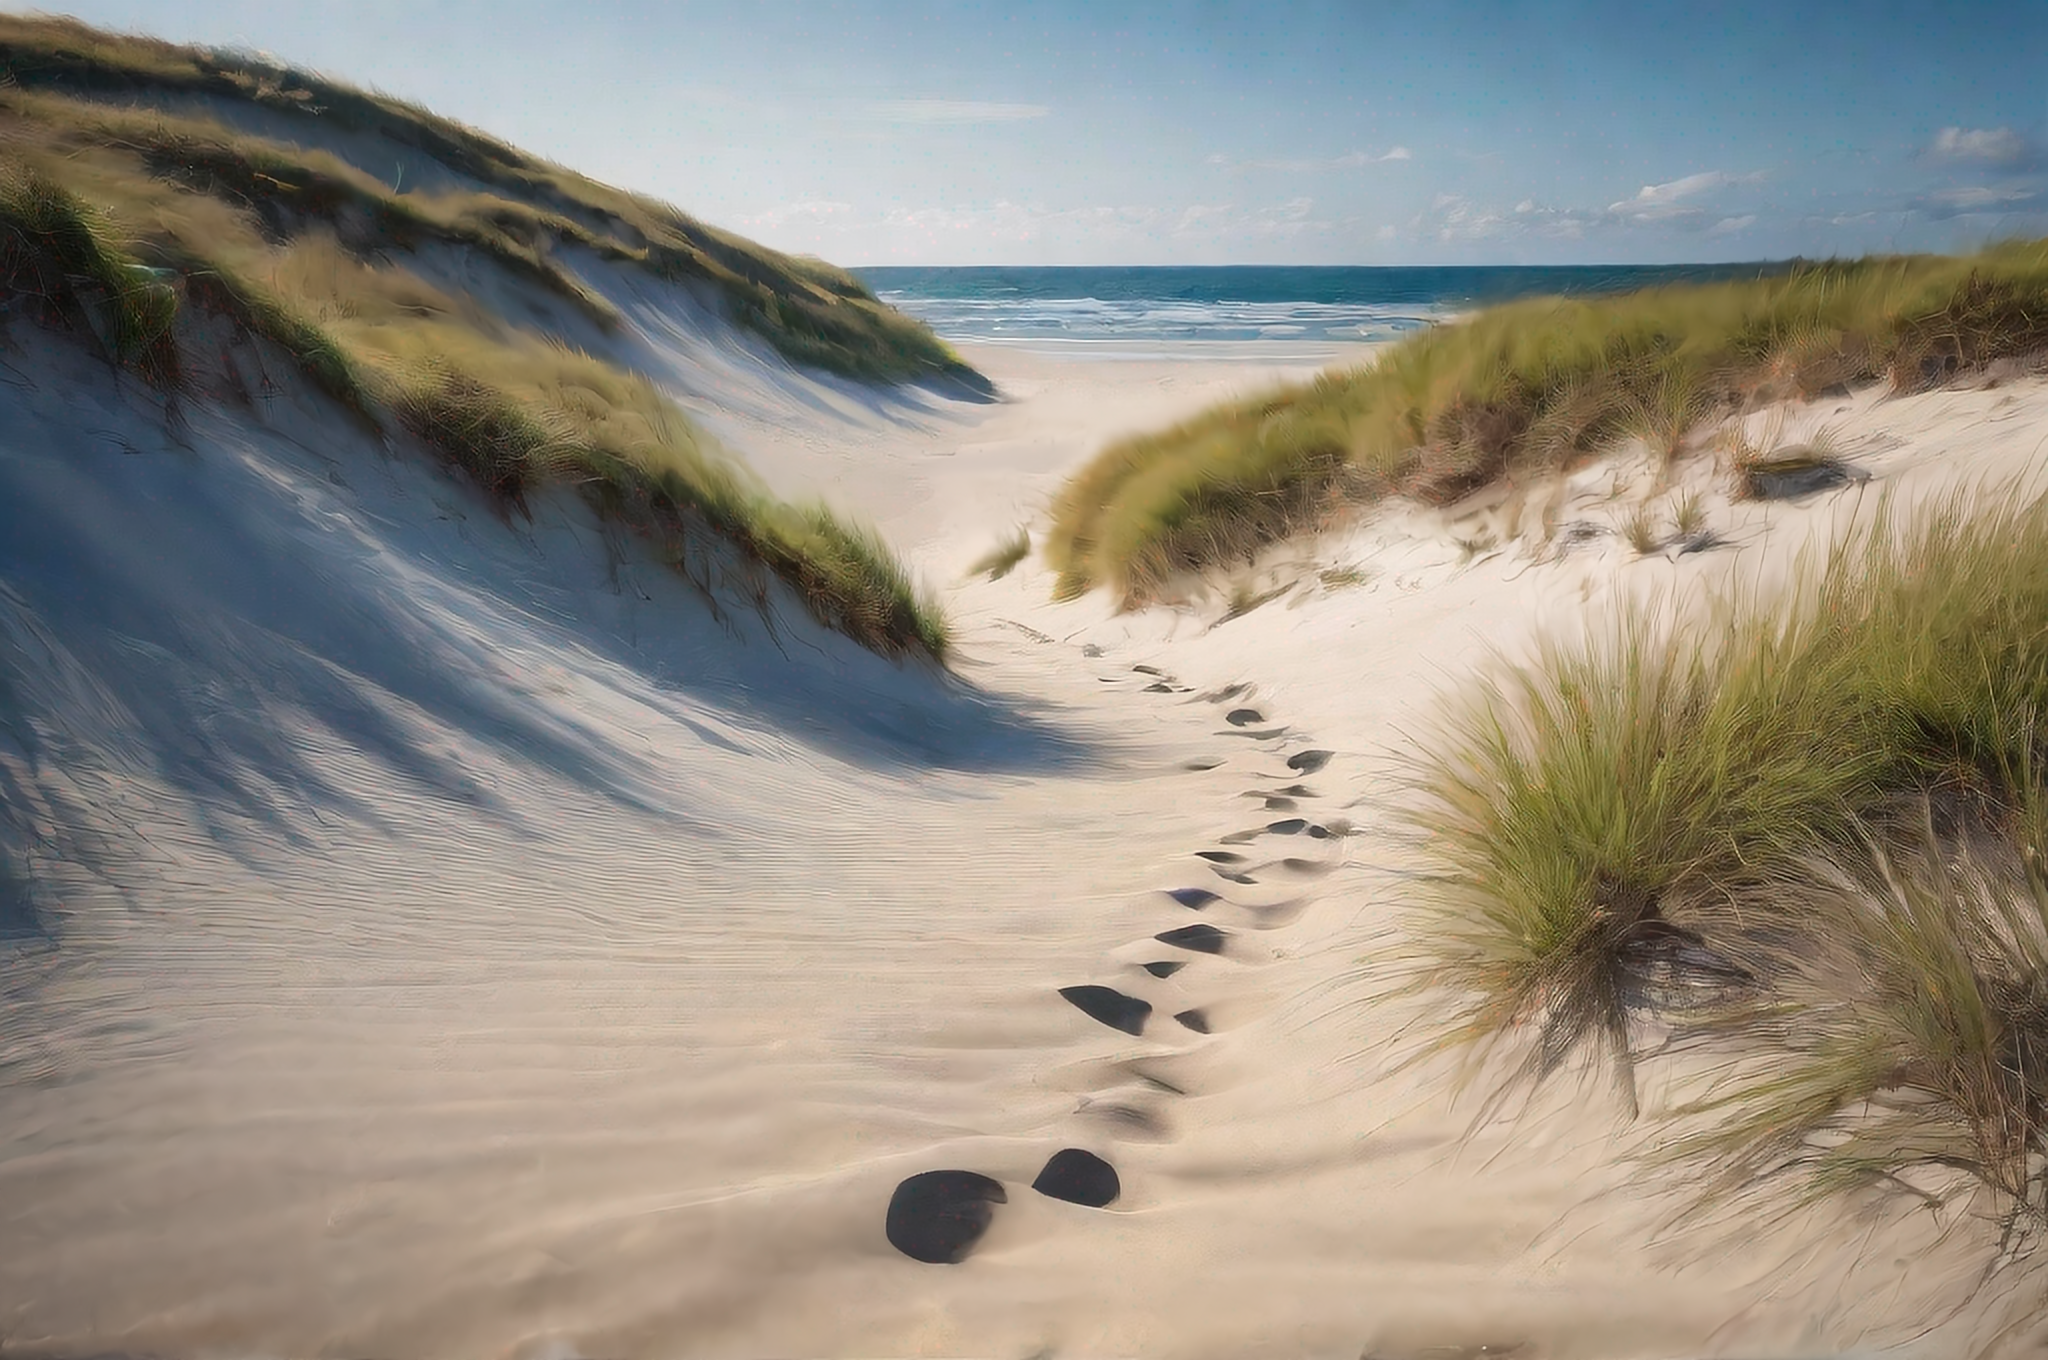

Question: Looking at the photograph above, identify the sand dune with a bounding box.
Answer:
[4,278,2046,1360]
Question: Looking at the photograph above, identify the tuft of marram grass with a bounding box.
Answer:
[1408,484,2048,1103]
[0,163,178,383]
[1049,241,2048,603]
[1667,817,2048,1241]
[965,526,1032,582]
[1620,502,1663,556]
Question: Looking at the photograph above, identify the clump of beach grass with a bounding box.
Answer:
[1672,490,1709,543]
[1669,818,2048,1242]
[1049,240,2048,604]
[1619,502,1663,556]
[1408,484,2048,1112]
[0,163,178,383]
[965,526,1032,581]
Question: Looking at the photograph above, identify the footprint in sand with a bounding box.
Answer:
[1195,850,1248,864]
[1155,923,1229,954]
[1287,749,1333,774]
[1058,984,1152,1035]
[1165,887,1220,910]
[1203,682,1250,703]
[1225,707,1265,726]
[1173,1008,1212,1034]
[885,1170,1007,1264]
[1221,817,1332,843]
[1031,1148,1121,1207]
[1142,959,1188,978]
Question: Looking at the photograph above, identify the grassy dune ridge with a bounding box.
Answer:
[1047,241,2048,603]
[0,23,950,661]
[1413,484,2048,1247]
[0,14,981,388]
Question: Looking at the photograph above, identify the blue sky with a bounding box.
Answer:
[15,1,2048,265]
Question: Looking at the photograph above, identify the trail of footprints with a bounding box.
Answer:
[885,660,1343,1265]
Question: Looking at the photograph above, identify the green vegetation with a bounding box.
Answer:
[1410,483,2048,1179]
[0,163,178,383]
[1669,824,2048,1240]
[1048,241,2048,603]
[1619,501,1662,556]
[0,14,980,388]
[0,21,952,661]
[964,526,1032,581]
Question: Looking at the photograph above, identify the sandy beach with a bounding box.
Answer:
[5,308,2045,1359]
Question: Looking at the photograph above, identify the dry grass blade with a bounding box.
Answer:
[1620,502,1663,556]
[964,526,1031,581]
[1669,815,2048,1243]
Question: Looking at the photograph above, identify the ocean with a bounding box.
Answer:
[856,263,1786,355]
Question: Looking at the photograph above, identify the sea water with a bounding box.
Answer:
[857,262,1786,355]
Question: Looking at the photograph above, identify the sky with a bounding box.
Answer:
[12,0,2048,266]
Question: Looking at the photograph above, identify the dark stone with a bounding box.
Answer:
[885,1170,1006,1263]
[1156,923,1228,954]
[1287,749,1333,774]
[1143,960,1187,978]
[1225,707,1264,726]
[1059,984,1152,1035]
[1166,887,1220,909]
[1747,459,1854,499]
[1031,1148,1120,1207]
[1174,1008,1211,1034]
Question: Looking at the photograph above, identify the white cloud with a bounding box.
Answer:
[1924,126,2043,171]
[863,100,1050,125]
[737,198,852,230]
[1908,184,2046,220]
[1607,170,1766,226]
[1209,147,1411,172]
[1417,170,1766,242]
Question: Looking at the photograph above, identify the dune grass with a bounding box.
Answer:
[1410,485,2048,1128]
[964,526,1032,582]
[0,130,946,660]
[0,161,178,383]
[0,14,980,389]
[1666,820,2048,1242]
[1048,241,2048,604]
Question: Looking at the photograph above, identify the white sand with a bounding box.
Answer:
[2,300,2045,1360]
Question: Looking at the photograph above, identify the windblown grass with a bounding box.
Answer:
[0,163,177,382]
[1050,242,2048,603]
[0,42,949,660]
[1410,485,2048,1114]
[0,14,980,388]
[1670,819,2048,1242]
[965,526,1032,582]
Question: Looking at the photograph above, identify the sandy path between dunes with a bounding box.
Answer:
[1,337,2042,1360]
